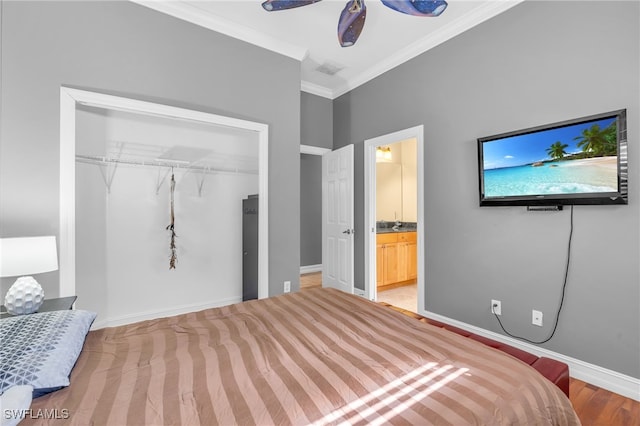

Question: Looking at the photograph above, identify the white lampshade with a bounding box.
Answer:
[0,236,58,278]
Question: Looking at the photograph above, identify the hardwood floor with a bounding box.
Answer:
[571,378,639,426]
[300,272,322,290]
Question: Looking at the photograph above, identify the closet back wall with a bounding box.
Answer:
[76,107,258,328]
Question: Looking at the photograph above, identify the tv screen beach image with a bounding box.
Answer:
[482,117,618,198]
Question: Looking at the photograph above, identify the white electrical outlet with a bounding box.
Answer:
[284,281,291,293]
[532,310,543,326]
[491,299,501,315]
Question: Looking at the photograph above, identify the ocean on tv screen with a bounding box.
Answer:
[483,156,618,197]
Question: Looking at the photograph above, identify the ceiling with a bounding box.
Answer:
[133,0,524,99]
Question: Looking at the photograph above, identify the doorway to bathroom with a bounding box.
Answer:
[364,125,424,313]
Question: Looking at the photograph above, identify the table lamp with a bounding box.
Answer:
[0,236,58,315]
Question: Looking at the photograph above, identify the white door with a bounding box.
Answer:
[322,145,354,293]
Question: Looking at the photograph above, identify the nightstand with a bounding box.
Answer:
[0,296,77,319]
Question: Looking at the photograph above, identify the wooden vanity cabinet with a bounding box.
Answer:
[376,232,417,289]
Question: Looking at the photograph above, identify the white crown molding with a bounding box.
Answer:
[424,309,640,402]
[131,1,524,100]
[331,0,526,99]
[130,0,308,61]
[301,80,335,99]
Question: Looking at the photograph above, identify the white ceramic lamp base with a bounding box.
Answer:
[4,276,45,315]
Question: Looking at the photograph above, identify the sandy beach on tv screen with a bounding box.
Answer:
[562,156,617,169]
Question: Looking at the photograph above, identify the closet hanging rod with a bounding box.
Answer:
[75,154,258,175]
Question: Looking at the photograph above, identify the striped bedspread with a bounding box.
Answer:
[27,288,579,425]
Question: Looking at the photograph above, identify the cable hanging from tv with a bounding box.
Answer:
[492,205,574,345]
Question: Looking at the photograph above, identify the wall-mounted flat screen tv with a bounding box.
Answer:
[478,109,627,207]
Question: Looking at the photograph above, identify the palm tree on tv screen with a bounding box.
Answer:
[574,124,615,157]
[546,141,569,160]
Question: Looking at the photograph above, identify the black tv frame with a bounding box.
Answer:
[478,109,628,207]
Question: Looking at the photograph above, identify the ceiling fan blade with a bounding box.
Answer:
[338,0,367,47]
[380,0,447,17]
[262,0,322,12]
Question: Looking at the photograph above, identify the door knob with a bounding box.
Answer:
[342,229,354,235]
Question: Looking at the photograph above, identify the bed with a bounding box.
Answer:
[9,288,579,425]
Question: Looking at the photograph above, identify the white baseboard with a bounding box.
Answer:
[300,264,322,274]
[91,296,242,330]
[423,310,640,402]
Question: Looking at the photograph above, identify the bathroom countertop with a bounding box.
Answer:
[376,228,417,234]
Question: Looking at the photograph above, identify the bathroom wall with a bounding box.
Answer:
[376,139,417,222]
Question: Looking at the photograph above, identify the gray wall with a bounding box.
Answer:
[0,1,301,296]
[300,154,322,266]
[301,92,333,150]
[334,1,639,378]
[300,92,333,268]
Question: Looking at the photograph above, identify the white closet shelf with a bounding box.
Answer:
[75,154,258,175]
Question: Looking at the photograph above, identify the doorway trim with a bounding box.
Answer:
[364,125,424,311]
[59,87,269,299]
